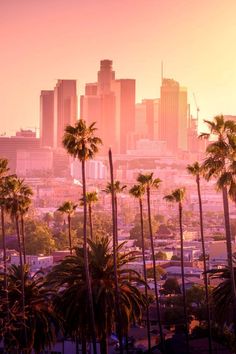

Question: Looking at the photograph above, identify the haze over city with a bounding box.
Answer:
[2,1,236,353]
[1,0,236,135]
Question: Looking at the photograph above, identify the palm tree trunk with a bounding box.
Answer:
[100,334,108,354]
[81,159,97,354]
[15,214,28,349]
[146,186,164,351]
[115,196,118,246]
[68,214,72,255]
[222,186,236,335]
[20,215,26,265]
[196,176,213,354]
[88,204,93,241]
[139,198,151,352]
[108,149,123,354]
[179,202,190,354]
[1,205,7,291]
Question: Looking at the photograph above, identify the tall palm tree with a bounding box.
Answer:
[129,184,151,351]
[137,172,164,350]
[18,182,33,264]
[0,159,10,291]
[187,161,213,353]
[80,191,98,241]
[48,236,147,354]
[103,180,126,245]
[200,115,236,332]
[108,149,124,354]
[63,119,102,354]
[164,188,189,353]
[4,176,33,348]
[57,201,78,254]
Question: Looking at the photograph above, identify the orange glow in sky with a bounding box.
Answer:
[1,0,236,134]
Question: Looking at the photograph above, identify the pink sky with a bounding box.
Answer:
[1,0,236,135]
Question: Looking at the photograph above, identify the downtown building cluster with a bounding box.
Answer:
[40,59,202,157]
[0,59,206,180]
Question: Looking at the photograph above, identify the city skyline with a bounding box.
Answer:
[1,0,236,135]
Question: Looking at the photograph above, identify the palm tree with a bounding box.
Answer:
[187,161,213,353]
[129,184,151,351]
[80,191,98,241]
[103,180,126,245]
[200,115,236,332]
[48,236,147,354]
[63,119,102,354]
[4,264,60,353]
[57,201,78,254]
[108,149,124,353]
[4,176,32,344]
[0,159,10,291]
[137,172,164,350]
[208,263,236,325]
[18,182,33,264]
[164,188,189,353]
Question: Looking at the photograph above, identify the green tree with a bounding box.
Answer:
[187,161,213,353]
[24,219,55,255]
[155,251,167,260]
[164,188,189,353]
[48,237,147,354]
[57,201,77,254]
[63,119,102,354]
[161,277,181,295]
[137,172,164,350]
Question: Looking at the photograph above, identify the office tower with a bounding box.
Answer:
[54,80,77,148]
[81,60,136,154]
[135,99,159,144]
[97,59,115,95]
[81,60,117,153]
[40,90,54,147]
[114,79,135,153]
[159,79,188,152]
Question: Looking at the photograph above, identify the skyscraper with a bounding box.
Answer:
[54,80,77,148]
[81,60,135,154]
[158,79,188,152]
[114,79,135,153]
[40,90,54,147]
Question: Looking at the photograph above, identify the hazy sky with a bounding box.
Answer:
[1,0,236,135]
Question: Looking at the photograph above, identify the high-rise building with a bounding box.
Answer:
[40,90,54,147]
[54,80,77,148]
[158,79,188,152]
[134,99,159,144]
[97,59,115,95]
[81,60,136,154]
[114,79,135,153]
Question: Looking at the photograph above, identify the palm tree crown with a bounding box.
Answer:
[62,119,102,161]
[57,201,77,215]
[79,191,98,206]
[186,161,203,179]
[164,187,186,204]
[103,181,127,195]
[129,184,145,199]
[137,172,161,190]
